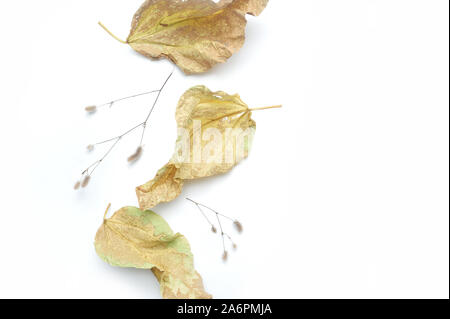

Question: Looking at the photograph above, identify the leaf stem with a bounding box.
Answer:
[104,203,111,221]
[249,105,282,112]
[98,21,127,44]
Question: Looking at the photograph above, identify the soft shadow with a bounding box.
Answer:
[96,258,161,298]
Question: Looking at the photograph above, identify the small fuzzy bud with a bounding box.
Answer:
[81,175,91,188]
[87,144,94,152]
[222,251,228,262]
[85,105,97,113]
[233,220,243,233]
[74,181,81,190]
[127,146,143,163]
[211,226,217,233]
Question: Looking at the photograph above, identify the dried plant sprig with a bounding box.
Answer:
[84,89,161,114]
[186,197,243,262]
[74,71,173,190]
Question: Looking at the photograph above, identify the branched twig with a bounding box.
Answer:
[85,90,160,114]
[186,197,243,262]
[74,71,174,190]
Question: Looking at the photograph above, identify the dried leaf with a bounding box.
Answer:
[101,0,269,74]
[172,85,256,180]
[136,164,184,210]
[95,206,211,299]
[136,85,258,210]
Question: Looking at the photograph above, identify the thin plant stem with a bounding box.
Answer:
[215,212,226,254]
[249,105,282,112]
[103,203,111,220]
[94,122,143,146]
[98,90,160,109]
[186,198,235,222]
[186,198,214,227]
[98,22,127,44]
[144,70,173,122]
[88,137,121,176]
[186,197,240,259]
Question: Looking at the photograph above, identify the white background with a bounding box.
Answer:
[0,0,448,299]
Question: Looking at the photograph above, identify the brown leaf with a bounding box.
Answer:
[136,164,184,210]
[100,0,269,74]
[95,206,211,299]
[136,85,261,210]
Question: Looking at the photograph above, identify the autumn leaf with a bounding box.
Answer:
[136,164,184,210]
[136,85,281,210]
[99,0,269,74]
[95,205,211,299]
[172,85,257,179]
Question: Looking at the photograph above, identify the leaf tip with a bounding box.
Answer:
[103,203,111,221]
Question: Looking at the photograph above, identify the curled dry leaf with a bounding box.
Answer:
[99,0,269,74]
[136,164,184,210]
[137,85,273,210]
[95,206,211,299]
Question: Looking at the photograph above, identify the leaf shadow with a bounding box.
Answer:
[95,257,161,298]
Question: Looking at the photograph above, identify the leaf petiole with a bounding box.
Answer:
[249,105,282,112]
[98,21,127,44]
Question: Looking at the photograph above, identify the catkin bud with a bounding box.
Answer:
[222,251,228,262]
[87,144,94,152]
[85,105,97,114]
[211,226,217,233]
[232,243,237,250]
[127,146,143,163]
[233,220,243,233]
[74,181,81,190]
[81,175,91,188]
